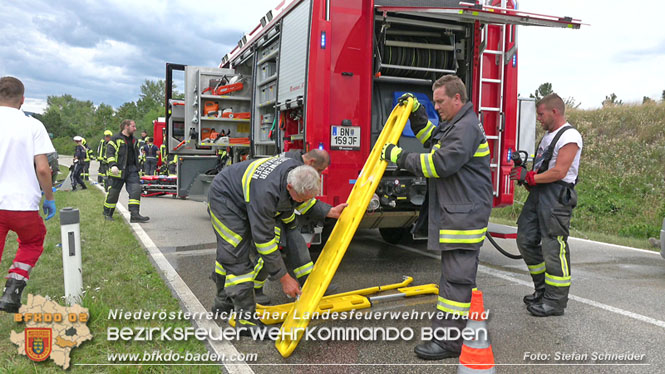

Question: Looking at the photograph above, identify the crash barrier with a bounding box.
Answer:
[275,99,413,357]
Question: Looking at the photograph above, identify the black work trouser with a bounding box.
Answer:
[144,157,157,176]
[431,248,479,353]
[98,161,108,184]
[104,165,142,213]
[72,162,86,189]
[516,183,576,309]
[82,161,90,180]
[208,196,260,324]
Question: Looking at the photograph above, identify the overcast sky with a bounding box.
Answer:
[1,0,663,113]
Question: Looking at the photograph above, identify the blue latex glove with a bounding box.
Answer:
[43,200,56,220]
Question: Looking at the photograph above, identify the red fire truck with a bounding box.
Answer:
[164,0,581,244]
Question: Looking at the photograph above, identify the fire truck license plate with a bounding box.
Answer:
[330,126,360,150]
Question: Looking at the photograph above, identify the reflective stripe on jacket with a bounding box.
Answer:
[106,132,139,178]
[209,156,301,278]
[400,102,493,251]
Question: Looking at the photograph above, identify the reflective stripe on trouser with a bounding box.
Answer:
[516,183,573,308]
[0,210,46,281]
[253,258,265,289]
[104,165,141,212]
[209,192,259,320]
[214,237,258,321]
[432,249,479,353]
[212,266,232,312]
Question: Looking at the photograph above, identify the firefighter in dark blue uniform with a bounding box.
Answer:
[250,149,346,304]
[72,136,87,190]
[381,75,493,360]
[142,137,159,176]
[208,157,322,333]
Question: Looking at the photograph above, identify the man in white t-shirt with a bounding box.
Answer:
[0,76,56,313]
[510,93,583,317]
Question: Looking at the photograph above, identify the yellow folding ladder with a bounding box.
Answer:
[275,99,414,357]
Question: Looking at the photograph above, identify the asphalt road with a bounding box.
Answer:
[76,159,665,373]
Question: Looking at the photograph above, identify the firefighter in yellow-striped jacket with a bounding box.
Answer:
[381,75,492,360]
[81,138,94,180]
[97,130,112,187]
[207,157,320,334]
[251,149,346,304]
[103,120,149,223]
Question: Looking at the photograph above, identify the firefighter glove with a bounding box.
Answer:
[110,166,120,176]
[381,143,403,164]
[510,166,536,187]
[43,199,56,221]
[398,93,421,112]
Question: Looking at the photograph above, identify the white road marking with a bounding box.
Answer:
[490,222,661,256]
[96,184,253,374]
[391,242,665,329]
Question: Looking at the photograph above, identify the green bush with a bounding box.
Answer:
[51,136,75,155]
[493,101,665,242]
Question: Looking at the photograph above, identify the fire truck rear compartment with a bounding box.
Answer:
[363,10,473,236]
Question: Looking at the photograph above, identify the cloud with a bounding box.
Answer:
[0,0,273,108]
[613,39,665,63]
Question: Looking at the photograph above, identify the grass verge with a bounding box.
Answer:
[0,185,218,373]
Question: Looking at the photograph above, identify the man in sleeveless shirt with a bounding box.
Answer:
[510,93,583,317]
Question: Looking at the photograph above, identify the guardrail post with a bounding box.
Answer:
[60,207,83,305]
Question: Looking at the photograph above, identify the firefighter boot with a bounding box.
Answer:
[414,340,460,360]
[527,302,564,317]
[254,287,271,305]
[211,273,233,316]
[528,285,566,317]
[232,288,277,340]
[104,207,115,221]
[129,208,150,223]
[523,288,545,306]
[0,279,27,313]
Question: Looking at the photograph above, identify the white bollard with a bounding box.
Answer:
[60,207,83,305]
[660,217,665,260]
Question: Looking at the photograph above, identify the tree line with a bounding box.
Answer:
[530,82,665,108]
[34,80,181,155]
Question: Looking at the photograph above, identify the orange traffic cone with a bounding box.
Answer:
[457,290,495,373]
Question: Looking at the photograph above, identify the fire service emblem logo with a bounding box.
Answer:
[25,328,52,362]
